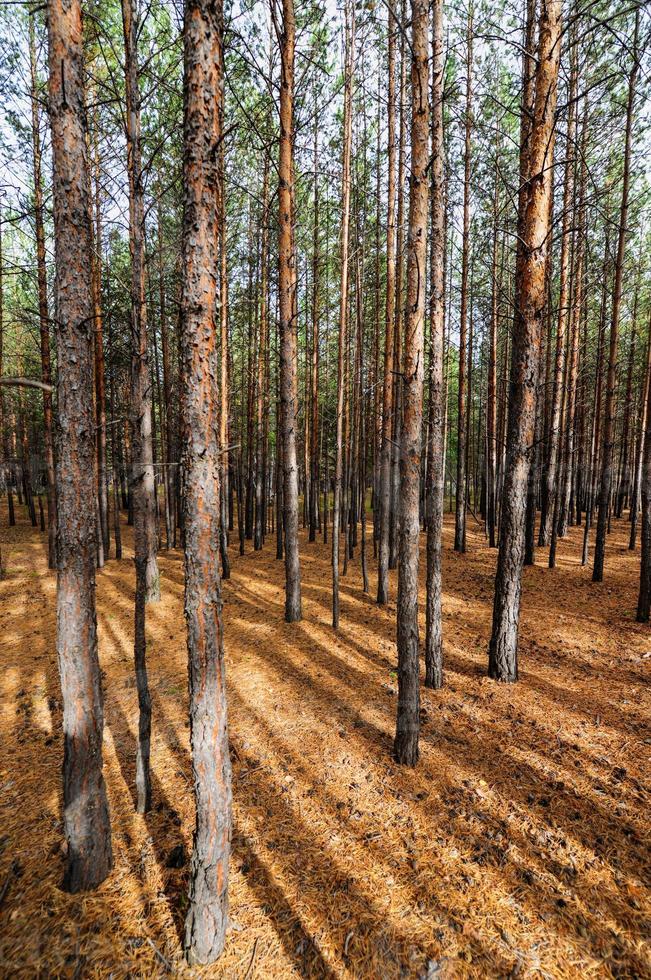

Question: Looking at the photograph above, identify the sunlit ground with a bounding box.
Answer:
[1,500,649,978]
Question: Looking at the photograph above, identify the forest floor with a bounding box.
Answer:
[0,504,650,979]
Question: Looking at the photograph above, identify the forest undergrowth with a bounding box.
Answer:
[0,507,649,979]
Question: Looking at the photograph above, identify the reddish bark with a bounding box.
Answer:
[47,0,113,890]
[180,0,232,961]
[276,0,302,622]
[394,0,429,765]
[488,0,562,682]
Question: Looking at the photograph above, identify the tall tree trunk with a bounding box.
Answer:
[122,0,160,815]
[47,0,113,890]
[244,203,256,542]
[0,205,5,573]
[394,0,429,766]
[309,110,320,545]
[488,0,561,682]
[255,155,270,551]
[540,45,576,547]
[630,315,651,550]
[332,0,354,628]
[376,1,397,605]
[180,0,232,961]
[156,212,172,550]
[454,3,473,554]
[389,4,406,571]
[582,229,610,563]
[92,125,110,562]
[593,11,639,582]
[557,105,586,541]
[106,272,123,561]
[637,322,651,621]
[425,0,445,690]
[616,273,639,518]
[276,0,302,621]
[29,16,57,569]
[217,104,231,579]
[487,151,500,549]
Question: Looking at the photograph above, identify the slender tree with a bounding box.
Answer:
[454,2,473,554]
[593,11,639,583]
[46,0,113,890]
[394,0,429,765]
[122,0,160,814]
[180,0,232,960]
[425,0,445,690]
[637,319,651,622]
[275,0,301,621]
[29,14,57,569]
[377,2,397,605]
[332,0,354,628]
[488,0,561,682]
[541,41,576,547]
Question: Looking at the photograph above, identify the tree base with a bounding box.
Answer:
[184,902,228,966]
[393,733,419,766]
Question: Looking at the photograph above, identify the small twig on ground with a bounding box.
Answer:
[146,937,172,973]
[243,937,259,980]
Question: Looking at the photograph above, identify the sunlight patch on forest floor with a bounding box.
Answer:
[0,507,649,978]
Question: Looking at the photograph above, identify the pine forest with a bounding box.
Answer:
[0,0,650,975]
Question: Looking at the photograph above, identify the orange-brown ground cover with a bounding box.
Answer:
[0,506,649,978]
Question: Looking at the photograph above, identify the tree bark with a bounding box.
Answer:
[332,0,354,628]
[309,111,320,545]
[376,2,397,605]
[91,116,109,562]
[47,0,113,890]
[122,0,160,814]
[276,0,302,621]
[488,0,561,682]
[180,0,232,961]
[637,317,651,621]
[487,150,500,550]
[630,315,651,550]
[454,3,473,554]
[394,0,429,766]
[255,155,270,551]
[425,0,445,690]
[29,16,57,570]
[540,45,576,547]
[593,11,639,583]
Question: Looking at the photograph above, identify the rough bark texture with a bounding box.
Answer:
[47,0,113,891]
[276,0,302,622]
[394,0,429,766]
[488,0,561,683]
[180,0,232,961]
[425,0,444,691]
